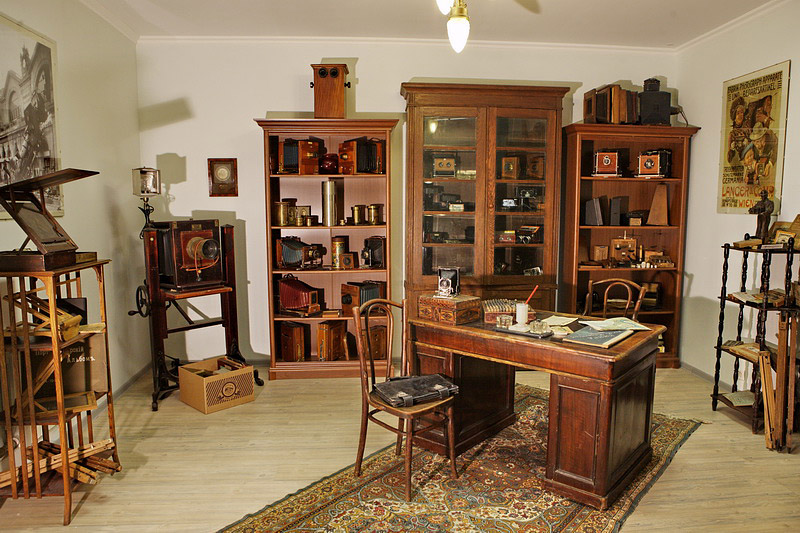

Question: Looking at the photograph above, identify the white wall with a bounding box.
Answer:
[677,0,800,386]
[0,2,147,390]
[136,38,677,361]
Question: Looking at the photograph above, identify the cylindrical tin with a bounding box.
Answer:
[274,202,291,226]
[367,203,384,225]
[322,180,338,227]
[295,214,306,226]
[351,204,366,225]
[306,215,318,226]
[331,236,349,269]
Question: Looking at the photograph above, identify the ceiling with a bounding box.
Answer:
[80,0,774,49]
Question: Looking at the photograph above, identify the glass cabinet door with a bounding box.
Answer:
[490,113,552,279]
[419,113,482,277]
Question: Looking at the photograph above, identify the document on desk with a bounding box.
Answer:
[579,317,650,331]
[542,315,578,327]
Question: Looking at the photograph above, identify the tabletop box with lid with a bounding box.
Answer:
[418,294,482,325]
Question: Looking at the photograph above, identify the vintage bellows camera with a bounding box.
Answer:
[637,149,671,177]
[341,280,385,315]
[275,236,326,269]
[278,275,323,316]
[339,137,385,174]
[153,219,225,289]
[437,267,460,297]
[361,236,386,268]
[276,137,324,174]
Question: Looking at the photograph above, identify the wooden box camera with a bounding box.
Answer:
[433,157,456,177]
[341,281,386,316]
[280,322,310,362]
[339,137,385,174]
[154,219,225,289]
[637,149,671,177]
[278,138,323,174]
[593,150,620,176]
[361,236,386,268]
[311,64,349,119]
[318,320,347,361]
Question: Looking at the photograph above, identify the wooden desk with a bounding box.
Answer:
[408,317,664,510]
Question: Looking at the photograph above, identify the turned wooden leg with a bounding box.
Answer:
[355,403,369,477]
[395,419,404,456]
[446,405,458,479]
[404,419,414,501]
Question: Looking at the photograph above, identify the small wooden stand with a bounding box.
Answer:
[139,224,263,411]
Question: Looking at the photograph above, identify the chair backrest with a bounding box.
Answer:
[583,278,646,321]
[351,298,405,398]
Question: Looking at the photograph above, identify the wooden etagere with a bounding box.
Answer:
[256,118,397,380]
[561,123,699,368]
[712,239,799,450]
[401,83,568,315]
[0,260,120,525]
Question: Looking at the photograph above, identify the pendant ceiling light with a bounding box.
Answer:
[436,0,470,53]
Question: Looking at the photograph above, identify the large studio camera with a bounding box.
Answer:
[153,219,225,289]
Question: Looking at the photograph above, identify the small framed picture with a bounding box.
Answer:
[208,158,238,197]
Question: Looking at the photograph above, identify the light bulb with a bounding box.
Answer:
[447,15,470,53]
[436,0,453,15]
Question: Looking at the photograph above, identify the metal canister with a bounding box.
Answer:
[351,204,367,225]
[295,214,306,226]
[321,179,339,227]
[274,201,291,226]
[331,236,349,268]
[306,215,318,226]
[367,203,384,225]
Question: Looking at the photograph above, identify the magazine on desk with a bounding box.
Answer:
[563,327,634,349]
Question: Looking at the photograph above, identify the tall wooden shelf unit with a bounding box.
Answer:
[0,260,120,525]
[256,118,397,380]
[562,124,699,368]
[401,83,568,314]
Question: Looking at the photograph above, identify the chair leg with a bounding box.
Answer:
[404,418,414,501]
[355,403,369,477]
[446,404,458,479]
[395,418,404,456]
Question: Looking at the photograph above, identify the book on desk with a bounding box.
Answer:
[563,327,634,349]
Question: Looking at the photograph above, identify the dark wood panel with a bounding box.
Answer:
[552,383,601,484]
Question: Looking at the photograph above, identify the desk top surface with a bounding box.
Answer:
[409,313,664,381]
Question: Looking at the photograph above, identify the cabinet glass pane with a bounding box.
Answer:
[423,246,474,276]
[424,117,476,147]
[493,247,544,276]
[496,117,547,148]
[423,214,475,244]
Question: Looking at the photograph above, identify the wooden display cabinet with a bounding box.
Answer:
[561,124,699,367]
[401,83,568,314]
[256,119,397,380]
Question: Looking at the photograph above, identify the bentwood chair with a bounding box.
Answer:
[583,278,646,321]
[351,298,458,501]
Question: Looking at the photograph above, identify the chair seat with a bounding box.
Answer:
[368,390,454,418]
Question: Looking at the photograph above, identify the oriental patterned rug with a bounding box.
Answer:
[222,385,700,533]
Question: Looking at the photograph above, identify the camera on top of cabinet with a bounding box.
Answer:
[276,236,326,269]
[153,219,226,289]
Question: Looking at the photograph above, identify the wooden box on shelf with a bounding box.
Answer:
[257,117,397,379]
[561,123,699,368]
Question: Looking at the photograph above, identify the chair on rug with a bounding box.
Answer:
[351,298,458,501]
[583,278,646,321]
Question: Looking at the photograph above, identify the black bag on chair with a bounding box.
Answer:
[374,374,458,407]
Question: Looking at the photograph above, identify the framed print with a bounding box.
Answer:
[208,158,238,197]
[717,61,790,214]
[0,14,62,216]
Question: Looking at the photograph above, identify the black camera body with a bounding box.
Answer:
[154,219,225,289]
[361,236,386,268]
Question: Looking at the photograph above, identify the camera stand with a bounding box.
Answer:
[139,224,263,411]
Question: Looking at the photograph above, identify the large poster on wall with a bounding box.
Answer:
[0,13,62,216]
[717,60,790,215]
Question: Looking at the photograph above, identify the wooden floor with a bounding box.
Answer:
[1,368,798,531]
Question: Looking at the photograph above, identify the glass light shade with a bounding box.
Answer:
[132,167,161,197]
[447,15,470,53]
[436,0,453,15]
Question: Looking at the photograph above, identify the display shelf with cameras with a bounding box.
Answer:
[402,83,568,313]
[561,123,699,368]
[257,118,397,380]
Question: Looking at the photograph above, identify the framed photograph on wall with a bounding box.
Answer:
[717,60,790,215]
[208,158,238,197]
[0,14,62,216]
